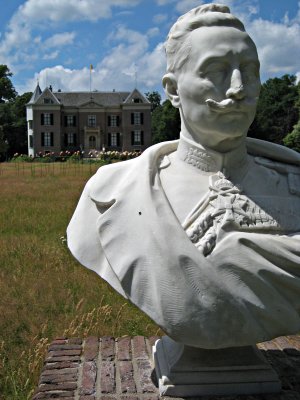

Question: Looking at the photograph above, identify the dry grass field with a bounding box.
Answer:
[0,162,160,400]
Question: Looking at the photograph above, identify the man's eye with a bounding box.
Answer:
[202,64,228,80]
[241,64,259,81]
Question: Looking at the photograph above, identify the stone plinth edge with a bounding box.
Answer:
[154,336,281,397]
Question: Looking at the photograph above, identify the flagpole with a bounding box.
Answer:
[134,63,137,88]
[89,64,93,96]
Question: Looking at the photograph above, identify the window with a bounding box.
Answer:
[111,133,117,146]
[131,130,144,146]
[28,120,33,129]
[134,112,140,125]
[132,98,141,103]
[41,113,53,126]
[131,112,143,125]
[68,133,76,145]
[41,132,53,147]
[108,132,120,147]
[64,133,76,146]
[89,135,96,148]
[111,115,117,127]
[108,115,120,127]
[44,98,54,104]
[65,115,76,127]
[88,115,96,127]
[29,135,33,148]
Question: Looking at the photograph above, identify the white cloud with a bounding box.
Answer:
[156,0,176,5]
[211,0,259,25]
[247,18,300,78]
[19,0,142,23]
[18,25,167,95]
[108,25,147,45]
[44,32,76,48]
[0,0,142,73]
[147,27,160,37]
[139,42,166,87]
[175,0,204,14]
[153,13,168,24]
[11,0,300,96]
[43,51,59,60]
[169,0,300,81]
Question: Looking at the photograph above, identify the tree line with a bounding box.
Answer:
[146,74,300,152]
[0,64,299,160]
[0,65,32,159]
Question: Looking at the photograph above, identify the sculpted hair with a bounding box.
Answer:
[165,3,245,73]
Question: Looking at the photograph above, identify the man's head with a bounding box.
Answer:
[163,4,261,152]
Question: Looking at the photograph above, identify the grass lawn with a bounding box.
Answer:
[0,162,161,400]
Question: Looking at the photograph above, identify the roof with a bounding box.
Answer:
[35,87,61,105]
[28,83,42,104]
[54,91,132,107]
[27,85,150,108]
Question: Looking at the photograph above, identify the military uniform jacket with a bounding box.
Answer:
[67,138,300,349]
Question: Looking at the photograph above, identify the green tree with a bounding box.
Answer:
[8,92,32,155]
[12,92,32,126]
[0,126,9,160]
[248,74,299,145]
[283,84,300,152]
[152,99,181,143]
[283,122,300,152]
[0,102,14,158]
[145,91,161,111]
[0,65,33,157]
[0,65,17,102]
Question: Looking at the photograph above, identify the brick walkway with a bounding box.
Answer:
[33,335,300,400]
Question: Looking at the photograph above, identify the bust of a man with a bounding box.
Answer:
[68,4,300,349]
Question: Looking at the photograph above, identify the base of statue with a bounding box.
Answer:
[153,336,281,397]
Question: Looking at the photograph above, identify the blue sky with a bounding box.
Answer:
[0,0,299,97]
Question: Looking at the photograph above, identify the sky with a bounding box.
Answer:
[0,0,299,98]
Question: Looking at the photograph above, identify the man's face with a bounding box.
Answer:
[173,26,261,151]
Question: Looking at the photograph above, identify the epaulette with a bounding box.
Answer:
[254,156,300,196]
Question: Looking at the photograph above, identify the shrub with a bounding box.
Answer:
[11,154,34,163]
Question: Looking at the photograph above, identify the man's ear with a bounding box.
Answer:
[162,73,180,108]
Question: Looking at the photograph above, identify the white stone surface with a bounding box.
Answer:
[154,336,281,397]
[67,3,300,350]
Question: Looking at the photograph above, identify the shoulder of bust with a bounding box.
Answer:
[253,156,300,196]
[246,137,300,166]
[87,157,138,204]
[246,137,300,196]
[87,140,178,204]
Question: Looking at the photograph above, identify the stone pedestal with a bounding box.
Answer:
[153,336,281,397]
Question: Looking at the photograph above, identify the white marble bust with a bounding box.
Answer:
[68,4,300,349]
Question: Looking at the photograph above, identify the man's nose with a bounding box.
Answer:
[226,69,245,100]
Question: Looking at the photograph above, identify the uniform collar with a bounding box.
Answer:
[176,135,249,179]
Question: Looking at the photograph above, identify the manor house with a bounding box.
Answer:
[26,84,152,156]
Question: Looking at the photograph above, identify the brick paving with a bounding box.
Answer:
[33,335,300,400]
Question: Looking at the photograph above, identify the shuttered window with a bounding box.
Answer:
[108,132,120,147]
[131,130,144,146]
[108,115,120,127]
[65,115,76,127]
[131,112,143,125]
[41,132,53,146]
[41,113,53,126]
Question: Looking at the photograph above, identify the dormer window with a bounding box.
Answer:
[44,98,54,104]
[132,98,141,103]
